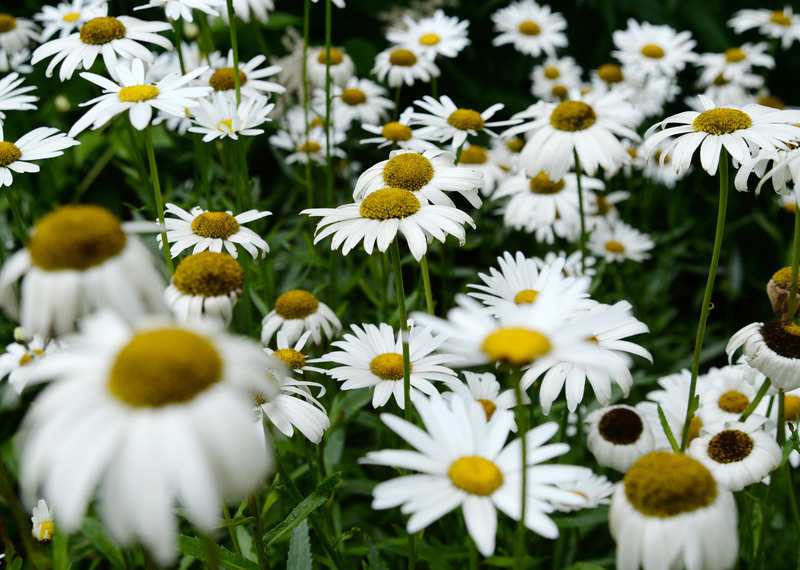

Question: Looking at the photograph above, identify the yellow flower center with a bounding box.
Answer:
[551,85,568,99]
[692,108,753,135]
[359,187,421,220]
[18,349,44,367]
[785,395,800,422]
[625,451,717,517]
[640,44,665,59]
[477,398,497,421]
[687,416,703,444]
[317,48,344,65]
[382,153,434,192]
[550,100,597,132]
[529,171,565,194]
[273,348,306,370]
[605,240,626,253]
[63,12,80,22]
[758,94,785,109]
[449,456,504,495]
[310,117,325,129]
[712,73,730,86]
[172,251,244,297]
[598,63,624,84]
[770,11,792,26]
[37,522,54,542]
[209,68,248,91]
[761,319,800,359]
[28,204,127,271]
[594,194,611,216]
[717,390,749,413]
[79,16,126,45]
[707,429,754,463]
[771,266,793,288]
[505,137,524,153]
[724,47,746,63]
[597,407,644,444]
[108,328,222,407]
[419,33,440,45]
[381,122,413,142]
[513,289,538,304]
[252,390,266,405]
[518,20,540,36]
[274,289,319,320]
[0,14,16,33]
[389,48,417,67]
[369,352,406,380]
[0,141,22,167]
[300,141,322,153]
[341,88,367,106]
[544,66,560,80]
[118,85,159,103]
[218,118,234,132]
[458,145,488,164]
[190,211,240,239]
[447,109,485,132]
[481,327,551,365]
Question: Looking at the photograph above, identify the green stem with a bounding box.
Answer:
[73,144,116,202]
[224,0,242,104]
[144,126,175,275]
[572,148,587,274]
[248,495,268,570]
[171,19,186,75]
[5,185,27,245]
[788,202,800,320]
[786,459,800,534]
[390,240,412,421]
[512,370,528,570]
[419,254,435,315]
[221,501,243,557]
[680,148,729,451]
[739,378,771,422]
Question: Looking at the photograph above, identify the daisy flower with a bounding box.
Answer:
[268,124,346,165]
[728,6,800,50]
[443,371,529,430]
[0,72,38,126]
[585,404,655,472]
[158,202,271,260]
[726,320,800,391]
[165,252,243,326]
[491,0,568,58]
[360,118,439,152]
[697,364,769,425]
[18,311,278,564]
[386,9,470,60]
[134,0,224,22]
[533,249,597,278]
[260,289,341,346]
[590,63,677,121]
[372,45,439,88]
[695,43,775,87]
[31,7,172,81]
[455,143,506,196]
[317,77,393,131]
[612,19,697,79]
[303,187,476,262]
[68,58,211,137]
[0,124,78,187]
[530,56,583,102]
[189,92,274,142]
[0,14,40,55]
[31,500,54,543]
[639,369,704,450]
[587,220,654,263]
[553,473,614,512]
[0,47,33,74]
[203,50,285,99]
[35,0,106,41]
[307,46,355,88]
[0,334,59,394]
[0,204,166,337]
[362,393,589,557]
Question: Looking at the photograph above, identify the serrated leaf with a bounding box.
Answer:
[365,535,389,570]
[287,520,312,570]
[176,535,259,570]
[81,519,125,569]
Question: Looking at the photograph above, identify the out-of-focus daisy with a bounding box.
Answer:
[610,451,737,570]
[31,499,54,542]
[31,7,172,81]
[530,56,583,102]
[165,251,243,326]
[362,393,589,557]
[35,0,105,41]
[189,92,274,142]
[534,250,597,278]
[0,14,40,55]
[727,320,800,391]
[639,369,704,450]
[697,364,768,425]
[443,371,529,429]
[585,404,655,472]
[489,135,525,174]
[590,63,677,121]
[0,204,166,337]
[695,43,774,87]
[612,19,697,79]
[306,46,354,88]
[587,220,654,263]
[372,45,439,88]
[303,188,476,262]
[455,143,506,196]
[553,473,614,512]
[0,125,78,187]
[135,0,224,22]
[0,47,34,74]
[203,50,284,99]
[491,0,567,58]
[735,146,800,196]
[218,0,273,23]
[18,311,278,564]
[261,289,341,346]
[310,0,344,8]
[317,323,459,409]
[68,58,211,137]
[0,334,59,394]
[729,7,800,50]
[268,124,346,165]
[360,117,439,152]
[386,9,470,60]
[158,203,271,260]
[0,72,37,125]
[316,77,393,130]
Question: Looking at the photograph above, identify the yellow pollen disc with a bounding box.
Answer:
[28,204,127,272]
[275,289,319,320]
[518,20,540,36]
[718,390,749,413]
[687,416,703,444]
[771,266,793,288]
[0,141,22,167]
[109,328,222,407]
[725,47,746,63]
[341,88,367,106]
[191,211,240,239]
[692,108,753,135]
[310,117,325,129]
[359,187,421,220]
[544,66,560,79]
[551,85,568,99]
[218,118,234,132]
[369,352,406,380]
[449,456,503,495]
[481,327,551,365]
[173,251,244,297]
[625,451,717,517]
[605,240,626,253]
[118,85,159,103]
[300,141,322,153]
[505,137,524,152]
[317,47,344,65]
[758,94,785,109]
[0,14,16,33]
[529,171,565,194]
[63,12,80,22]
[252,390,266,405]
[707,429,753,463]
[594,194,611,216]
[477,398,497,420]
[382,153,434,191]
[598,407,644,444]
[458,145,488,164]
[550,100,597,131]
[712,74,729,86]
[18,349,44,367]
[785,202,797,214]
[381,122,413,141]
[514,289,538,304]
[760,320,800,359]
[598,63,624,84]
[587,335,599,343]
[209,68,248,91]
[273,348,306,370]
[640,44,665,59]
[389,48,417,66]
[627,148,638,159]
[79,16,126,45]
[785,395,800,422]
[38,522,54,542]
[770,11,792,26]
[447,108,485,132]
[419,33,440,45]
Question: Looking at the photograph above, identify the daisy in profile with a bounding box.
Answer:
[0,72,38,125]
[261,289,341,346]
[585,404,655,472]
[203,50,285,99]
[31,7,172,81]
[306,46,354,88]
[18,311,278,564]
[610,451,738,570]
[372,45,439,88]
[31,500,54,543]
[0,204,166,337]
[134,0,224,22]
[386,9,470,60]
[362,393,589,556]
[0,125,78,187]
[553,473,614,512]
[530,56,583,102]
[317,77,393,130]
[158,202,271,260]
[727,320,800,391]
[491,0,568,58]
[587,220,654,263]
[443,371,528,429]
[0,334,59,394]
[0,14,40,55]
[35,0,106,42]
[165,252,243,326]
[189,92,275,142]
[729,6,800,50]
[612,19,697,79]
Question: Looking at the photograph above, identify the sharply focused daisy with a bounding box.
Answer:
[729,6,800,50]
[587,220,654,263]
[134,0,224,22]
[585,404,655,472]
[727,320,800,391]
[386,9,470,60]
[0,334,59,394]
[203,50,285,99]
[0,124,78,187]
[164,252,243,326]
[18,311,278,564]
[189,92,274,142]
[0,72,37,125]
[260,289,341,346]
[158,203,271,260]
[31,500,54,543]
[317,77,393,131]
[372,45,439,88]
[34,0,106,42]
[491,0,568,58]
[0,14,40,55]
[362,393,589,556]
[612,19,697,79]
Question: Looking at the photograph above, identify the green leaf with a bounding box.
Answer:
[287,520,312,570]
[81,519,125,569]
[8,557,22,570]
[176,535,259,570]
[365,535,389,570]
[263,471,342,546]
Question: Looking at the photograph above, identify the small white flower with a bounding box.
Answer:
[491,0,568,58]
[261,289,341,346]
[189,91,274,142]
[386,9,470,60]
[587,220,654,263]
[585,404,655,472]
[372,45,439,88]
[0,124,78,187]
[612,19,697,79]
[0,72,37,126]
[31,499,54,542]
